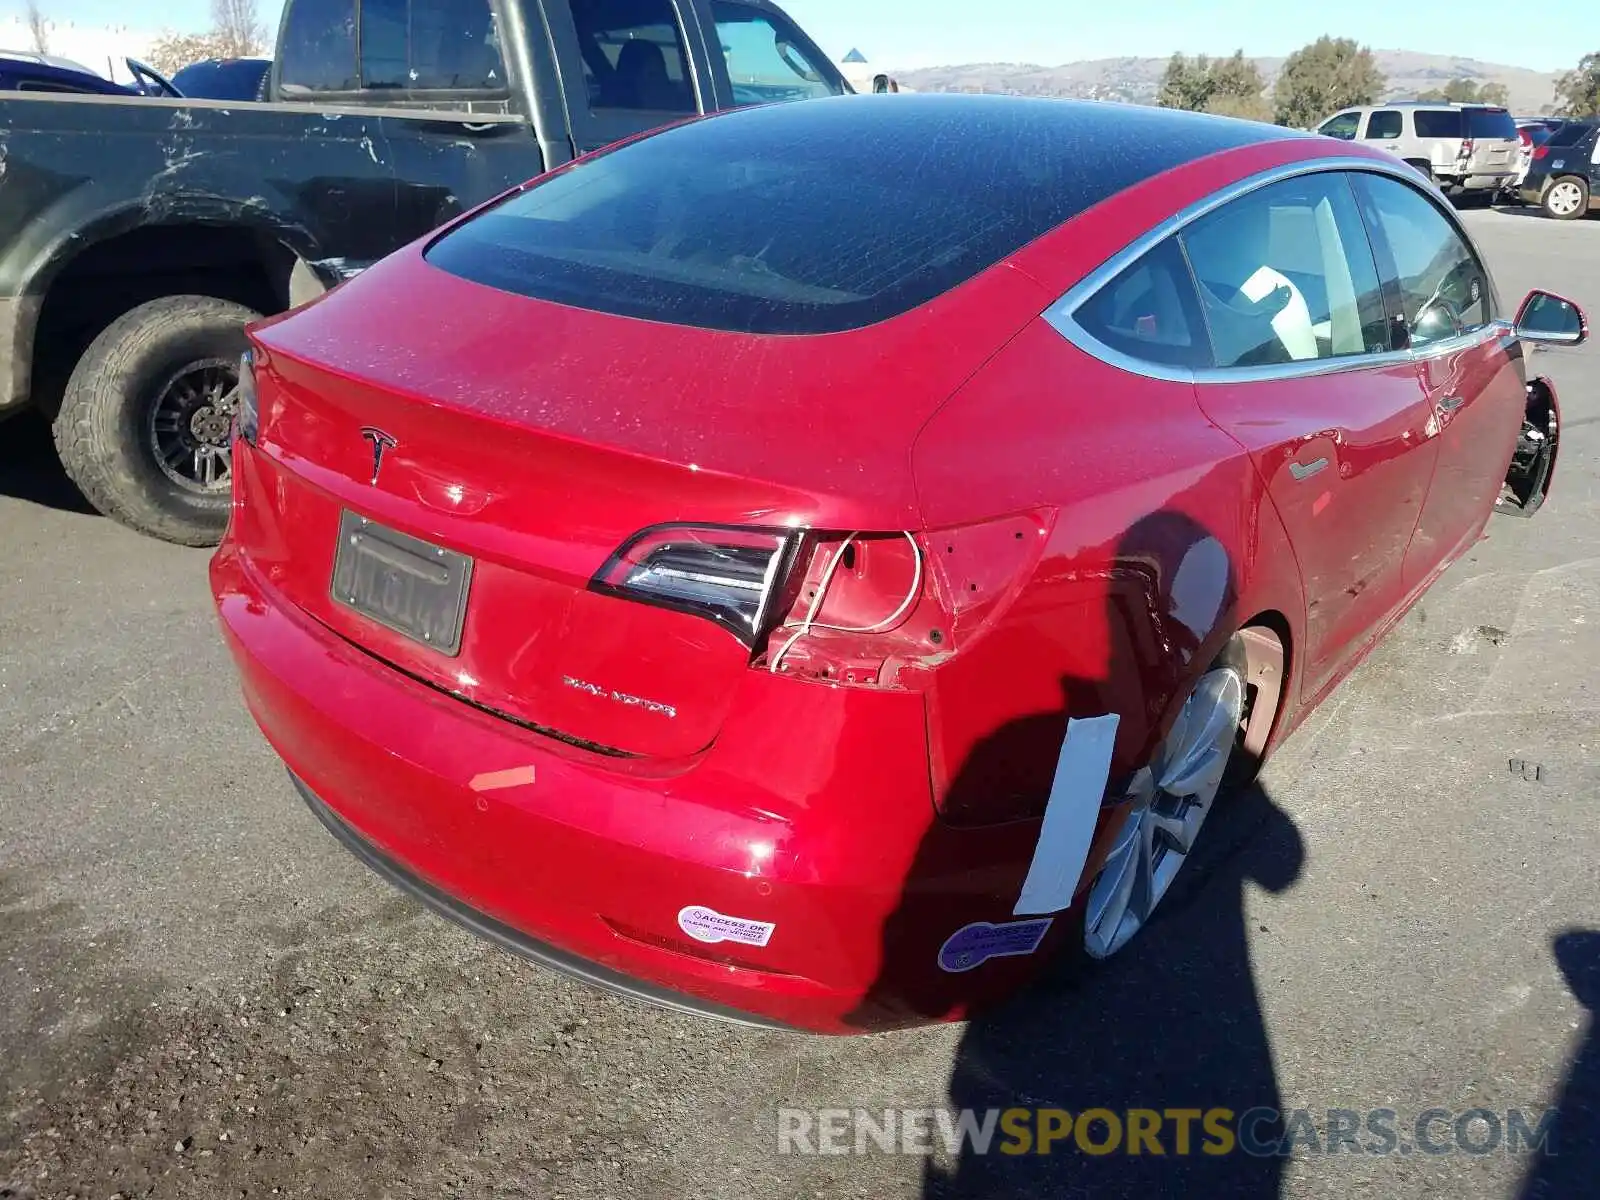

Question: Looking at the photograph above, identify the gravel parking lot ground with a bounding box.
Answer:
[2,208,1597,1200]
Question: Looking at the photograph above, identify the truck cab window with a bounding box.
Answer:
[711,0,841,107]
[278,0,360,93]
[571,0,696,113]
[361,0,507,92]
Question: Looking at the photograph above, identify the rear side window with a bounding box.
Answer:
[1072,239,1211,368]
[426,100,1152,334]
[712,0,842,107]
[571,0,696,113]
[1550,122,1595,147]
[361,0,506,91]
[278,0,359,93]
[1355,173,1491,344]
[1467,108,1516,140]
[1364,111,1402,140]
[1181,172,1390,368]
[17,80,98,93]
[1413,110,1464,139]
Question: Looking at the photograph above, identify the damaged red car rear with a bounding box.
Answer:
[212,95,1581,1033]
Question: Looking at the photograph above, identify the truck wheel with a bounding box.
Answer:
[52,296,260,547]
[1542,177,1589,221]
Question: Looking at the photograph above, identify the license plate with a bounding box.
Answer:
[330,510,473,656]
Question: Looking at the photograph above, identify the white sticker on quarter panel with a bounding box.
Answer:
[1013,713,1120,917]
[677,906,776,948]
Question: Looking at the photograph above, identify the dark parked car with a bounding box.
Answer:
[214,96,1581,1033]
[1520,121,1600,219]
[0,0,848,547]
[171,56,272,101]
[0,50,177,96]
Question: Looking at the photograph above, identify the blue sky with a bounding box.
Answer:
[11,0,1596,73]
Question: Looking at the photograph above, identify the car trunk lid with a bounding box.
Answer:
[241,251,1049,759]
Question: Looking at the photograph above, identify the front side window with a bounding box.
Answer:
[1181,172,1390,368]
[1318,112,1359,140]
[1354,173,1491,347]
[1072,238,1210,368]
[571,0,696,113]
[360,0,505,91]
[278,0,359,93]
[1364,110,1402,140]
[711,0,843,107]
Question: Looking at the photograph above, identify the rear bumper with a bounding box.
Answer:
[1441,171,1515,193]
[211,543,1067,1033]
[291,772,800,1030]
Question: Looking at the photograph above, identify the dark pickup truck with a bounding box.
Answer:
[0,0,848,544]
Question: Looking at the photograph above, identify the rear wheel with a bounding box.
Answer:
[1543,177,1590,221]
[1073,626,1284,960]
[52,295,259,546]
[1082,651,1247,959]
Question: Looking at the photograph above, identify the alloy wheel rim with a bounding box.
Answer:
[147,358,239,494]
[1549,182,1584,216]
[1083,666,1246,960]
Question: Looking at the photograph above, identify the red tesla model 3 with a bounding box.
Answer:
[212,95,1583,1034]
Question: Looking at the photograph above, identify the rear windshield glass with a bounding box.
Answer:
[1467,108,1516,139]
[1413,110,1463,138]
[1550,122,1596,147]
[424,96,1283,335]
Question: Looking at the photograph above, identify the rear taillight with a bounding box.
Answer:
[235,349,259,445]
[1519,129,1532,148]
[762,511,1051,688]
[1458,137,1475,162]
[1534,146,1550,160]
[598,512,1051,687]
[592,525,798,645]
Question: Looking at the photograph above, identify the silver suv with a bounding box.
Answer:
[1315,103,1520,201]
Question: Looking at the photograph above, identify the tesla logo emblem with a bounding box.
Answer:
[360,427,397,485]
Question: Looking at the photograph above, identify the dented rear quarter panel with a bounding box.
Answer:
[908,140,1363,825]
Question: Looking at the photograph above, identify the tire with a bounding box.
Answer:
[52,295,260,547]
[1067,634,1256,964]
[1542,176,1590,221]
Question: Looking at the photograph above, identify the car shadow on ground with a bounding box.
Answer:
[1488,205,1593,224]
[1518,929,1599,1199]
[0,412,94,514]
[926,781,1301,1199]
[847,506,1306,1198]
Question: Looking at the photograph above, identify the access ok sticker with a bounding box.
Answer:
[937,918,1054,973]
[677,905,776,948]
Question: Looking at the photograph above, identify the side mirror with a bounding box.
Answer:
[1412,298,1464,345]
[1514,290,1587,346]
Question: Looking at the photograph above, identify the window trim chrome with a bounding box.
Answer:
[1043,155,1510,386]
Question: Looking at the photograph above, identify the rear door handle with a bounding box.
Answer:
[1438,395,1466,411]
[1289,457,1329,481]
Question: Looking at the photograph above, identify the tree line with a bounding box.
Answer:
[1160,37,1600,127]
[19,0,267,75]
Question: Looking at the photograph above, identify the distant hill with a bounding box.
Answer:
[894,50,1562,116]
